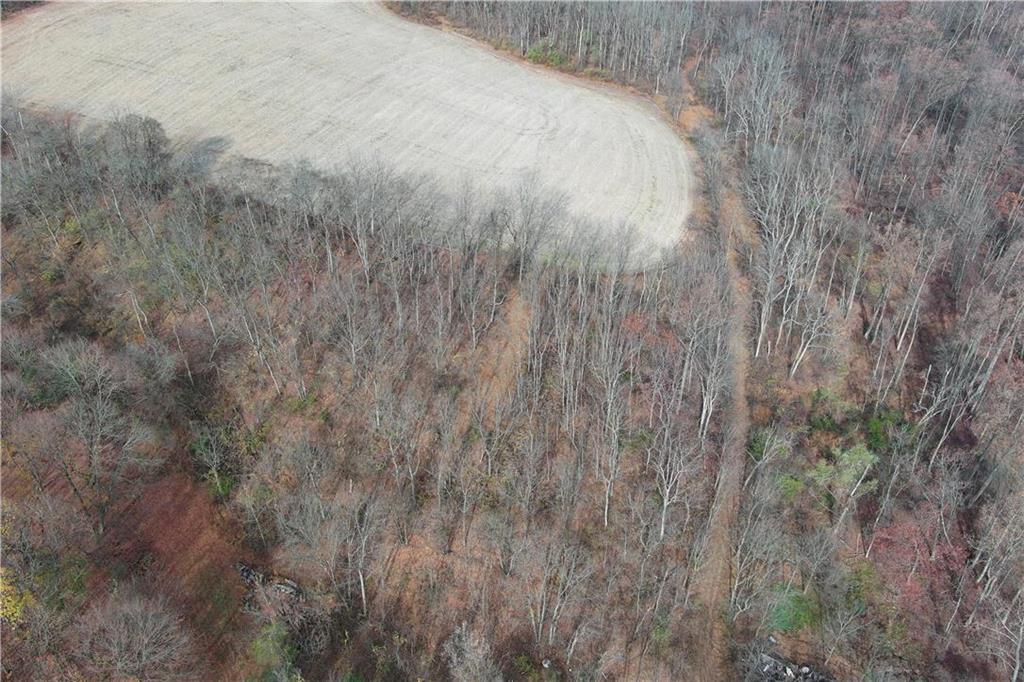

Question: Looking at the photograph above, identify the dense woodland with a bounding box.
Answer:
[2,2,1023,681]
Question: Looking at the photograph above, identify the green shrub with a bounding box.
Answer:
[864,416,888,452]
[190,423,237,501]
[619,427,652,453]
[513,654,539,680]
[583,66,612,80]
[770,588,820,633]
[846,560,879,605]
[805,443,877,513]
[808,411,838,433]
[881,609,922,664]
[0,569,33,625]
[36,554,89,611]
[285,392,317,413]
[650,618,671,657]
[863,409,902,452]
[832,444,878,492]
[238,422,269,458]
[808,387,853,434]
[778,474,805,502]
[526,41,567,68]
[526,45,545,63]
[206,471,237,501]
[748,429,769,461]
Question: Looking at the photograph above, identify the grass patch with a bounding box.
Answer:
[248,622,300,682]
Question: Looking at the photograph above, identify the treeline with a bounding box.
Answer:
[0,2,43,19]
[414,2,1024,680]
[2,106,736,680]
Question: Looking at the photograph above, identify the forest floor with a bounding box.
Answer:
[101,470,251,676]
[1,1,692,262]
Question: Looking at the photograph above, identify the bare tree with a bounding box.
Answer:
[647,424,699,541]
[526,540,594,651]
[74,585,196,681]
[349,493,384,618]
[443,622,502,682]
[41,343,161,539]
[730,472,788,621]
[975,593,1024,682]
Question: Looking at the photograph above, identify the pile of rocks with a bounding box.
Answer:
[234,562,303,613]
[758,654,833,681]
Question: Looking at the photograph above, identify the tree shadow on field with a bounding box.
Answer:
[176,135,233,180]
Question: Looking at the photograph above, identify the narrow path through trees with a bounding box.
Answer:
[693,188,754,682]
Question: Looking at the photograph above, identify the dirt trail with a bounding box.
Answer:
[454,289,532,436]
[692,190,754,681]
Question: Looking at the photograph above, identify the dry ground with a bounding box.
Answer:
[1,2,693,260]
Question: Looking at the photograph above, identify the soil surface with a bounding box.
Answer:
[2,2,693,261]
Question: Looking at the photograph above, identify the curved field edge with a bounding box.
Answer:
[0,1,693,263]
